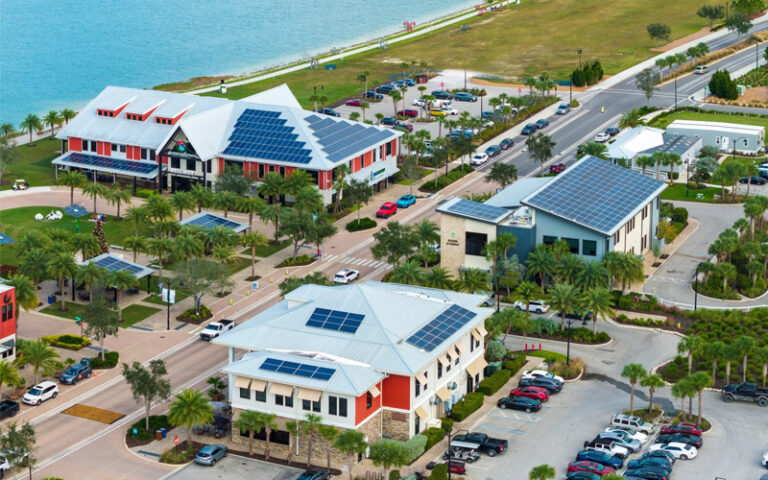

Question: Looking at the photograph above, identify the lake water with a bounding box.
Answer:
[0,0,477,126]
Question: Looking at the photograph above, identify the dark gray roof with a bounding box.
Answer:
[436,198,511,224]
[641,134,699,156]
[522,156,666,235]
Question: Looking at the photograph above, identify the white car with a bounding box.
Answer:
[470,153,489,166]
[441,106,459,115]
[594,132,610,142]
[584,442,629,459]
[694,65,709,74]
[22,381,59,406]
[483,120,494,128]
[512,300,550,313]
[762,450,768,467]
[0,455,8,472]
[648,441,697,460]
[413,97,428,107]
[333,269,360,284]
[522,369,565,383]
[604,426,648,443]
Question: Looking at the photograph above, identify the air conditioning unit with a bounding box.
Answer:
[432,396,441,405]
[448,382,458,390]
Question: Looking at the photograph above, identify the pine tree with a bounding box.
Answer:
[92,219,109,254]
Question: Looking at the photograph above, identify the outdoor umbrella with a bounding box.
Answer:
[63,204,90,218]
[0,233,13,244]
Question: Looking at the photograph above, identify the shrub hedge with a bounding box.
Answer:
[90,351,119,369]
[419,165,474,193]
[128,415,169,440]
[450,392,484,421]
[423,427,446,450]
[42,334,90,350]
[346,217,377,232]
[278,255,315,267]
[429,464,448,480]
[177,304,213,324]
[477,368,512,395]
[502,356,527,375]
[440,417,454,433]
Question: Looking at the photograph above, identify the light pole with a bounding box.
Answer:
[757,43,760,69]
[313,85,324,112]
[565,316,588,365]
[694,262,701,311]
[674,73,677,110]
[446,428,468,480]
[569,72,573,104]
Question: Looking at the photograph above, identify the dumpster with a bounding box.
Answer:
[160,428,167,439]
[155,430,162,441]
[484,361,502,376]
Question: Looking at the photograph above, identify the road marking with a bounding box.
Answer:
[476,424,526,434]
[492,413,541,423]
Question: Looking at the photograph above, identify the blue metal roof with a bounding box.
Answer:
[305,114,395,163]
[52,152,163,179]
[436,198,510,224]
[222,109,313,164]
[81,253,154,280]
[178,211,249,233]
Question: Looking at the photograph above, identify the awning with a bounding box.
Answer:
[438,354,450,368]
[297,388,322,402]
[414,406,429,420]
[415,372,428,385]
[234,377,251,389]
[471,329,483,342]
[475,325,488,337]
[368,385,381,397]
[251,379,267,392]
[466,356,487,377]
[436,386,451,401]
[454,341,467,354]
[53,152,165,179]
[269,383,294,397]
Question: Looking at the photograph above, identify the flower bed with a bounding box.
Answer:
[277,254,315,267]
[177,304,213,324]
[346,217,377,232]
[42,334,91,350]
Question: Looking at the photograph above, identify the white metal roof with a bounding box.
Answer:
[241,84,303,110]
[485,178,551,209]
[667,119,764,136]
[606,126,664,160]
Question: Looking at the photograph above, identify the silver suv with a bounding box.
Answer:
[610,413,654,434]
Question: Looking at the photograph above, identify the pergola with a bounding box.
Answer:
[77,253,155,300]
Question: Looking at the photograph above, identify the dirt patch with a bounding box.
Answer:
[651,27,713,52]
[738,86,768,103]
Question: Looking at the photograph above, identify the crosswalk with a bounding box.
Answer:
[322,254,392,269]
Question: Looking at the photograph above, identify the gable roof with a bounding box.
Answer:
[667,119,764,135]
[606,126,664,160]
[640,133,700,157]
[485,178,551,209]
[522,156,666,235]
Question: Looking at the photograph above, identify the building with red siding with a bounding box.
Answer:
[214,282,491,455]
[54,85,401,206]
[0,284,17,362]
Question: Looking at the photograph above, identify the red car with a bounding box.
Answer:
[397,109,419,118]
[441,461,466,475]
[549,163,566,173]
[346,99,362,107]
[376,202,398,218]
[567,461,615,476]
[509,386,549,401]
[660,422,702,437]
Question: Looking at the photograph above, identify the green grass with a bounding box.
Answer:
[0,206,142,266]
[226,256,252,275]
[660,183,724,202]
[650,110,768,131]
[41,301,87,320]
[396,166,432,185]
[241,240,290,258]
[525,349,568,364]
[119,304,161,328]
[2,138,60,190]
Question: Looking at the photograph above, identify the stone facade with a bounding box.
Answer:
[357,411,382,444]
[381,410,410,442]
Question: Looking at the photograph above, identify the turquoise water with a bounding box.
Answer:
[0,0,476,126]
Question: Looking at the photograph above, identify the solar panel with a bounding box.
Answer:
[93,256,144,274]
[260,358,335,381]
[306,308,364,333]
[406,304,477,352]
[524,156,663,234]
[445,199,508,222]
[304,114,394,163]
[57,153,159,176]
[223,109,313,164]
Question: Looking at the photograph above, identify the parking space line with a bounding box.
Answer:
[476,424,526,434]
[492,413,540,424]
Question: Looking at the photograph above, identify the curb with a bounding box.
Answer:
[503,333,613,349]
[563,366,585,383]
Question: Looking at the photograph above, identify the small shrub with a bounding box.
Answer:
[423,427,446,450]
[42,334,91,350]
[90,351,119,369]
[429,464,448,480]
[404,434,427,462]
[450,392,484,421]
[159,445,195,464]
[502,356,526,375]
[127,415,169,440]
[440,417,454,433]
[135,188,154,199]
[346,217,377,232]
[671,207,688,223]
[550,357,584,380]
[390,471,401,480]
[477,368,512,395]
[177,304,213,324]
[278,255,315,267]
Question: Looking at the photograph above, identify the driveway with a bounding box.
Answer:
[165,454,302,480]
[643,200,746,308]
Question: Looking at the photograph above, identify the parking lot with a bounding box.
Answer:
[166,454,302,480]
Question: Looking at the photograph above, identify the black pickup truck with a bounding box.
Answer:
[452,432,508,457]
[722,382,768,406]
[0,400,19,420]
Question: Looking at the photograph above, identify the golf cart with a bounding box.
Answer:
[12,179,29,191]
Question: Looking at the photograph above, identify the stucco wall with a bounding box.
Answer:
[666,126,763,154]
[440,214,466,276]
[535,211,608,259]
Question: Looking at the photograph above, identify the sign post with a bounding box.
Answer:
[162,288,176,330]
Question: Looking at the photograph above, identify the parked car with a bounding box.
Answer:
[413,97,429,107]
[722,382,768,407]
[346,99,362,107]
[195,444,227,466]
[450,129,473,139]
[659,423,702,437]
[364,91,383,100]
[395,122,413,133]
[641,450,676,464]
[605,127,620,136]
[500,138,515,150]
[470,153,489,166]
[454,92,478,102]
[623,466,670,480]
[432,90,454,100]
[452,432,508,457]
[440,461,466,475]
[694,65,709,74]
[519,376,562,393]
[567,460,615,476]
[485,145,501,158]
[376,85,395,94]
[521,123,538,135]
[318,108,341,117]
[397,194,416,208]
[566,473,601,480]
[22,381,59,406]
[549,163,566,173]
[740,175,767,185]
[535,119,550,129]
[656,433,702,448]
[521,369,565,383]
[497,395,542,412]
[0,455,9,478]
[512,300,549,313]
[441,106,459,115]
[376,202,397,218]
[200,319,235,341]
[481,111,497,119]
[443,440,481,463]
[576,143,588,156]
[380,117,398,126]
[627,456,673,471]
[556,103,571,114]
[59,359,92,385]
[397,109,419,118]
[595,432,641,452]
[0,400,19,420]
[333,269,360,284]
[582,439,629,459]
[575,450,623,469]
[604,426,648,443]
[648,441,697,460]
[610,414,654,435]
[509,386,549,401]
[762,449,768,467]
[430,108,447,117]
[297,469,331,480]
[594,132,610,142]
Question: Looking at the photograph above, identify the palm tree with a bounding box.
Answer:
[621,363,647,414]
[547,283,580,331]
[4,273,38,327]
[640,373,665,414]
[582,142,609,160]
[285,420,301,464]
[557,254,584,284]
[76,261,106,300]
[60,108,76,124]
[57,170,87,205]
[241,231,269,280]
[257,413,278,460]
[167,389,214,444]
[615,252,645,294]
[723,342,741,385]
[458,268,490,293]
[124,206,150,237]
[677,336,705,376]
[414,219,440,269]
[82,182,107,215]
[170,191,196,221]
[360,101,370,122]
[43,110,60,138]
[389,90,403,117]
[301,413,323,467]
[733,335,755,383]
[109,269,138,322]
[213,190,239,218]
[689,371,713,426]
[334,430,367,480]
[670,379,687,418]
[618,108,644,129]
[0,360,22,398]
[528,464,556,480]
[106,182,131,220]
[318,424,339,470]
[514,281,544,313]
[390,261,424,286]
[14,339,60,384]
[715,262,737,294]
[650,151,667,181]
[146,236,174,280]
[146,194,174,223]
[19,114,42,145]
[48,253,77,311]
[233,410,263,455]
[505,308,533,345]
[423,267,454,289]
[124,235,148,263]
[174,233,204,262]
[189,183,211,213]
[576,261,608,291]
[0,123,15,137]
[704,340,726,385]
[526,245,555,290]
[635,155,655,176]
[581,287,615,334]
[526,133,556,168]
[239,196,267,231]
[332,165,350,214]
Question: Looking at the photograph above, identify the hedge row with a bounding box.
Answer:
[476,368,512,396]
[90,351,119,369]
[42,334,90,350]
[423,427,446,450]
[346,217,377,232]
[419,165,474,193]
[449,392,484,421]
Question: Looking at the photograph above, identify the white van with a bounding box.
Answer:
[610,413,654,435]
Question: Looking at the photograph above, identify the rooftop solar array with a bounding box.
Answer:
[524,156,664,235]
[442,199,509,223]
[84,253,154,279]
[260,358,335,381]
[222,109,313,164]
[406,304,477,352]
[306,308,364,333]
[305,114,395,162]
[53,152,160,179]
[179,212,247,232]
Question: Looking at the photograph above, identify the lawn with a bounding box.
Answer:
[396,166,432,185]
[0,206,145,266]
[660,183,724,202]
[2,137,60,190]
[41,301,87,321]
[649,110,768,131]
[39,300,160,328]
[226,256,252,275]
[241,240,290,258]
[190,0,708,108]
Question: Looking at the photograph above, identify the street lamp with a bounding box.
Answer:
[312,85,324,112]
[694,262,702,311]
[565,316,588,366]
[446,427,468,480]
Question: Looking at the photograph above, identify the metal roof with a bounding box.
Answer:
[667,119,764,135]
[640,134,700,157]
[52,152,164,179]
[522,156,667,236]
[178,211,249,233]
[436,198,511,224]
[213,282,491,376]
[80,253,154,280]
[484,178,551,209]
[606,126,665,160]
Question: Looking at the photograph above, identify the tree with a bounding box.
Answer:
[732,0,766,15]
[414,219,441,269]
[424,266,454,289]
[308,213,338,258]
[528,464,556,480]
[635,68,660,105]
[486,162,518,188]
[14,339,60,385]
[0,360,21,398]
[43,110,60,138]
[0,136,20,187]
[285,420,301,464]
[334,430,368,480]
[646,23,671,46]
[240,231,269,280]
[278,208,315,260]
[715,262,737,293]
[82,182,108,215]
[503,307,532,345]
[484,233,517,304]
[258,413,278,459]
[83,294,119,359]
[582,142,608,160]
[318,424,339,470]
[19,113,42,145]
[708,69,739,100]
[733,335,755,383]
[47,252,77,311]
[60,108,76,124]
[515,281,545,314]
[370,440,409,480]
[689,371,713,426]
[389,90,402,117]
[169,191,195,222]
[0,422,36,473]
[640,373,665,413]
[678,335,705,376]
[581,287,615,334]
[125,205,150,237]
[698,4,725,28]
[526,245,556,290]
[174,258,229,314]
[726,11,752,40]
[122,359,172,429]
[234,410,263,455]
[0,123,14,137]
[458,268,490,293]
[400,157,421,196]
[238,195,267,232]
[5,273,38,327]
[621,363,647,414]
[547,283,580,331]
[146,236,174,281]
[613,252,645,294]
[371,222,417,267]
[390,261,425,285]
[526,133,555,168]
[57,171,87,208]
[168,388,214,444]
[105,183,131,221]
[213,190,239,218]
[109,269,138,323]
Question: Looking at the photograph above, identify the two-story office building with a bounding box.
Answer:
[0,284,17,361]
[213,281,491,460]
[53,85,402,206]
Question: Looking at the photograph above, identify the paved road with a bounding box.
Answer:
[166,455,301,480]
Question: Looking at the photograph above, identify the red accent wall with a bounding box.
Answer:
[171,108,190,125]
[0,286,16,340]
[97,141,111,156]
[382,374,410,410]
[355,388,382,425]
[69,137,82,152]
[364,151,373,168]
[390,140,397,157]
[103,142,111,156]
[285,167,296,177]
[113,102,130,116]
[318,170,332,190]
[218,158,225,174]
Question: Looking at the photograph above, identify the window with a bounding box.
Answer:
[366,392,373,409]
[642,204,648,219]
[186,158,196,171]
[543,235,557,246]
[141,148,147,160]
[206,160,211,173]
[613,230,621,245]
[269,165,275,172]
[563,237,579,254]
[446,354,452,372]
[150,150,156,161]
[386,141,392,156]
[655,197,660,209]
[414,416,420,436]
[423,372,428,390]
[239,388,250,399]
[255,390,266,402]
[625,217,635,233]
[715,136,721,144]
[274,394,293,407]
[339,397,347,417]
[302,400,321,412]
[415,379,421,397]
[258,164,265,178]
[437,361,443,379]
[279,166,285,176]
[454,347,460,364]
[470,337,475,352]
[465,232,487,256]
[119,145,126,153]
[89,141,97,152]
[111,144,117,152]
[582,240,597,256]
[329,396,337,415]
[171,157,180,169]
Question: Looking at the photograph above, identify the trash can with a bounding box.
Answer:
[47,295,54,305]
[160,428,167,439]
[155,430,162,441]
